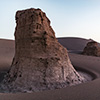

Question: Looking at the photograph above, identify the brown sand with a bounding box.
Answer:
[0,39,14,71]
[0,39,14,82]
[0,38,100,100]
[58,37,91,53]
[0,78,100,100]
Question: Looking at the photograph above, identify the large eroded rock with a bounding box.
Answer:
[2,8,84,92]
[82,41,100,56]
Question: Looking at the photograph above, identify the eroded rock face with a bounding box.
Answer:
[2,8,84,92]
[82,41,100,56]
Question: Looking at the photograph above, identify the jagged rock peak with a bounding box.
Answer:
[1,8,85,93]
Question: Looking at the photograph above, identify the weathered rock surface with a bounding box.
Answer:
[1,8,84,92]
[82,41,100,56]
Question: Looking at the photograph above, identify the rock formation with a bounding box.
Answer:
[2,8,85,92]
[82,41,100,56]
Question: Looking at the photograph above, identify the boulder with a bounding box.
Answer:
[82,41,100,56]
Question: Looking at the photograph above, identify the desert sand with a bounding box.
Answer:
[0,39,14,83]
[58,37,91,53]
[0,37,100,99]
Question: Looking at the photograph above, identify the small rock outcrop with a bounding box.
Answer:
[2,8,84,92]
[82,41,100,56]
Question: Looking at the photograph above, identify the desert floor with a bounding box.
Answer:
[0,37,100,100]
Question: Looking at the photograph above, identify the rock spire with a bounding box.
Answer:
[2,8,84,92]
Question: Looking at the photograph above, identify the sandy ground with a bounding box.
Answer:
[0,38,100,100]
[0,78,100,100]
[0,39,14,71]
[0,39,14,82]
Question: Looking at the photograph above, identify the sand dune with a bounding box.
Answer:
[0,39,14,82]
[58,37,90,50]
[0,78,100,100]
[0,37,100,100]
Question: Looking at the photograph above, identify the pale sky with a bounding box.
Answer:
[0,0,100,42]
